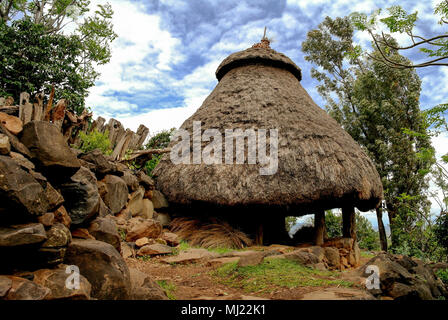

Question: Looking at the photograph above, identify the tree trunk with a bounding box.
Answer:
[376,207,388,251]
[342,206,356,241]
[314,210,326,246]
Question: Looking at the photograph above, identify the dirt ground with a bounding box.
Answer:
[126,254,373,300]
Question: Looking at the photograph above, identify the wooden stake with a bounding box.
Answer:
[314,210,326,246]
[255,223,263,246]
[342,206,356,241]
[44,85,55,121]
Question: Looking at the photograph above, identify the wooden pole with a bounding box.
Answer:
[314,210,325,246]
[342,206,356,241]
[376,207,388,251]
[255,223,263,246]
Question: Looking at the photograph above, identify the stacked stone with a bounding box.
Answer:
[0,119,169,300]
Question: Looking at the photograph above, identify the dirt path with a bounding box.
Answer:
[126,254,374,300]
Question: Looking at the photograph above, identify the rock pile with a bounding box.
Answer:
[359,252,448,300]
[0,119,169,300]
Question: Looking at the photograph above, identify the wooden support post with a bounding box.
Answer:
[342,206,356,241]
[255,223,263,246]
[314,210,325,246]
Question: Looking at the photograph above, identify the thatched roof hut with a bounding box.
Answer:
[153,39,383,245]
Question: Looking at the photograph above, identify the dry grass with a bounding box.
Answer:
[170,217,253,249]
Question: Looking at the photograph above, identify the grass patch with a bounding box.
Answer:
[360,251,376,259]
[118,229,127,242]
[137,255,151,262]
[174,240,244,255]
[156,280,177,300]
[211,258,353,294]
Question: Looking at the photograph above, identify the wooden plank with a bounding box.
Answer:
[19,92,33,125]
[129,124,149,150]
[44,86,55,121]
[111,129,133,161]
[50,99,67,130]
[33,93,45,121]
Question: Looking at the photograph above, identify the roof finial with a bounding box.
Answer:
[252,26,271,49]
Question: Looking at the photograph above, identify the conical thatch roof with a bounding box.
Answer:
[153,46,383,214]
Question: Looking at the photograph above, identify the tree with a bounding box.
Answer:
[302,16,434,251]
[322,211,380,250]
[0,1,116,114]
[144,128,176,177]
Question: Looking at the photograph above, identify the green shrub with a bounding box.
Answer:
[436,268,448,285]
[145,128,176,149]
[145,153,163,177]
[77,129,112,155]
[143,128,176,177]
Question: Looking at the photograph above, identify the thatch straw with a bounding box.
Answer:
[154,47,383,214]
[170,217,252,249]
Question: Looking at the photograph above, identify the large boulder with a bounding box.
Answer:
[33,266,92,300]
[122,170,139,191]
[237,251,265,267]
[0,123,31,157]
[44,183,64,212]
[137,243,173,256]
[20,121,80,178]
[125,217,162,242]
[64,239,131,300]
[127,187,145,217]
[129,268,168,300]
[59,167,100,226]
[0,275,50,300]
[359,253,448,300]
[88,216,121,252]
[79,149,116,176]
[0,155,49,219]
[101,175,128,214]
[324,247,341,269]
[0,223,47,247]
[151,190,169,210]
[284,250,320,267]
[41,223,71,248]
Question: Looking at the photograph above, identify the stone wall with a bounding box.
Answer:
[0,93,149,160]
[0,116,173,300]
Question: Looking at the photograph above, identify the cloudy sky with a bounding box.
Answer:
[85,0,448,228]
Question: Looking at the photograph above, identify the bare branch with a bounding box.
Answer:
[369,31,448,68]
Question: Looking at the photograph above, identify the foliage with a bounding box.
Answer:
[156,280,177,300]
[145,154,162,178]
[350,2,448,68]
[434,213,448,256]
[324,210,343,238]
[302,16,434,250]
[436,268,448,285]
[144,128,176,177]
[324,211,380,250]
[145,128,176,150]
[0,1,116,114]
[77,129,112,155]
[285,216,297,233]
[211,259,353,294]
